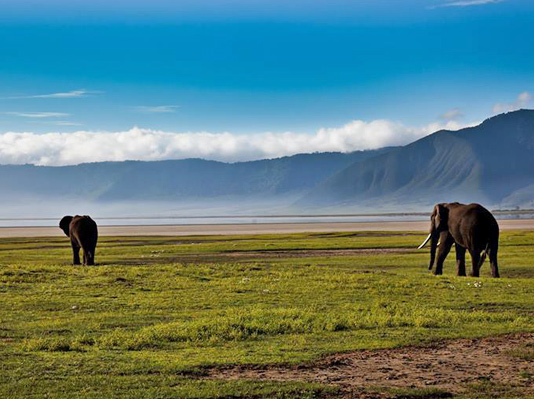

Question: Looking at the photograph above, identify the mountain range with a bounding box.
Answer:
[301,109,534,209]
[1,109,533,212]
[0,148,391,203]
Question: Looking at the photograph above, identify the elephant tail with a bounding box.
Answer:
[478,243,490,269]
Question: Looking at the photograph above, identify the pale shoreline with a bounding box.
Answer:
[1,219,534,238]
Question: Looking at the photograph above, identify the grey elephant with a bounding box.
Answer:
[418,203,500,278]
[59,215,98,265]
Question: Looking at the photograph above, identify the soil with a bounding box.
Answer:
[206,333,534,397]
[222,247,413,258]
[96,247,414,266]
[1,218,534,238]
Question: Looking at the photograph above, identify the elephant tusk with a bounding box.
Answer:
[418,233,432,249]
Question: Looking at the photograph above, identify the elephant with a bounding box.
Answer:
[59,215,98,265]
[418,203,500,278]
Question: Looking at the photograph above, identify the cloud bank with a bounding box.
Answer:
[0,119,471,166]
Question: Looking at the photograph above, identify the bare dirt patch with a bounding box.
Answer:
[101,247,413,266]
[206,334,534,396]
[2,218,534,238]
[222,247,413,258]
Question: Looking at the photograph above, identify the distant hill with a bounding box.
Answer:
[300,109,534,208]
[0,149,392,203]
[1,109,533,213]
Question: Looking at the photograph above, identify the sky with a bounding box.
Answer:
[0,0,533,165]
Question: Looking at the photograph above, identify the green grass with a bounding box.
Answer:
[1,231,534,398]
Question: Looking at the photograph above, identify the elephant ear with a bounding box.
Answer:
[59,216,73,237]
[435,204,449,231]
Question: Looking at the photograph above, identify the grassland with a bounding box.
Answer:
[1,230,534,398]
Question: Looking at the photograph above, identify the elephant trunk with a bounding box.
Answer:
[428,232,438,271]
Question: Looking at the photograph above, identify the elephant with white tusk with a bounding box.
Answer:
[418,203,500,278]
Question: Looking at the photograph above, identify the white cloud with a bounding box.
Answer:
[440,108,463,121]
[492,91,532,114]
[0,119,476,166]
[2,112,69,118]
[135,105,180,113]
[6,89,102,99]
[430,0,504,8]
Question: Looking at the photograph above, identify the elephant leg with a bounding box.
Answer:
[86,246,95,266]
[489,245,499,278]
[71,241,81,265]
[455,243,466,276]
[469,250,480,277]
[434,234,454,275]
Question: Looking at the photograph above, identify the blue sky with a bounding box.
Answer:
[0,0,533,164]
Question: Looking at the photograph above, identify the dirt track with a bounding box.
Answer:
[1,219,534,238]
[207,333,534,396]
